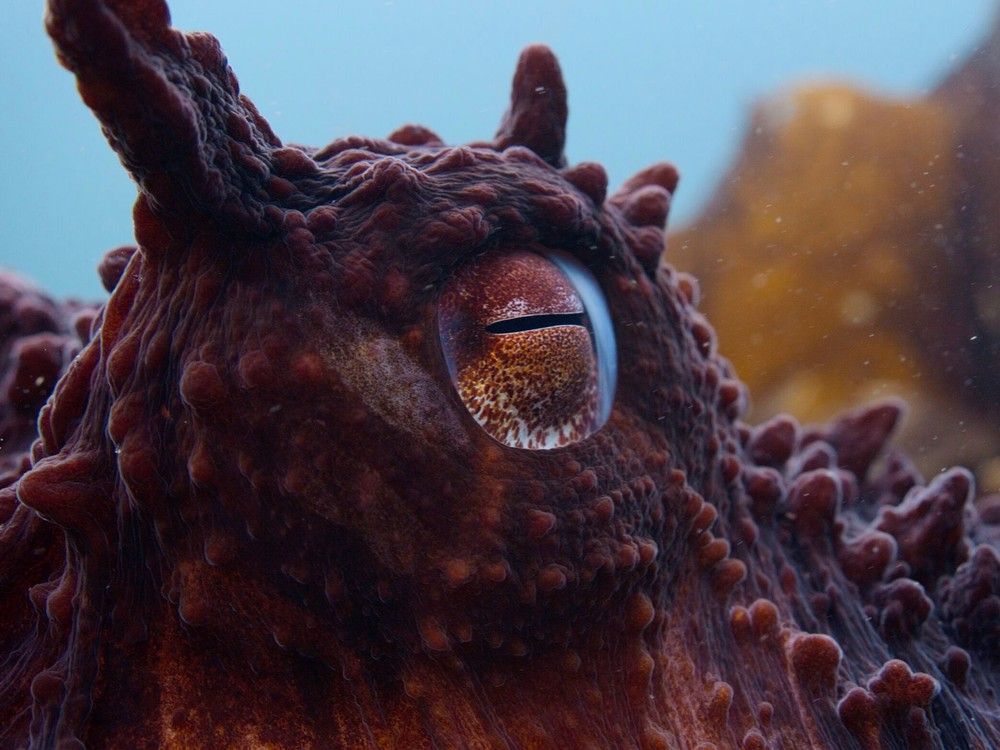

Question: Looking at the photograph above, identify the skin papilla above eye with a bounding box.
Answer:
[437,251,616,449]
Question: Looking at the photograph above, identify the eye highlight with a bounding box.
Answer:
[437,251,616,450]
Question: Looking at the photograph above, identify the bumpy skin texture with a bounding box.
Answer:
[0,1,997,747]
[0,272,95,487]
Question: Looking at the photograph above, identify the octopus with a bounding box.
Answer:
[0,1,997,748]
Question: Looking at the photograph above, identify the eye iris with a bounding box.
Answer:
[459,324,597,449]
[438,251,615,450]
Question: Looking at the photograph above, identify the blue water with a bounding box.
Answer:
[1,1,995,298]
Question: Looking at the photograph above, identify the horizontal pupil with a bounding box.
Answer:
[485,312,587,335]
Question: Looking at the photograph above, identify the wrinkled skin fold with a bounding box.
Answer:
[0,1,997,748]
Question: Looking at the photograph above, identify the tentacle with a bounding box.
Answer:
[495,45,568,167]
[46,0,283,233]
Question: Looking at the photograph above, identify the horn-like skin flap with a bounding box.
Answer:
[495,45,568,168]
[621,185,672,228]
[610,162,680,208]
[562,162,608,205]
[46,0,282,232]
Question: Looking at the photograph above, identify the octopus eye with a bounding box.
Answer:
[438,251,616,449]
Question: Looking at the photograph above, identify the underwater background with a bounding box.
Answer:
[1,1,998,491]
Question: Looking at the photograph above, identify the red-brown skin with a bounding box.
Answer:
[0,1,997,748]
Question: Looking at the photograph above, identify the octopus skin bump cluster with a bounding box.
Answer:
[0,1,997,747]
